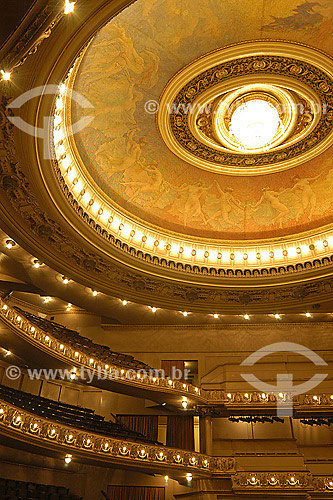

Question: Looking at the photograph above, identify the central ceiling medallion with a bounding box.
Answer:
[158,41,333,175]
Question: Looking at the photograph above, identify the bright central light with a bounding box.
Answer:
[229,99,280,149]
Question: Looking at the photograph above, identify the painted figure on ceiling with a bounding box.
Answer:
[96,128,148,175]
[207,181,243,227]
[286,171,325,221]
[251,187,290,228]
[263,2,324,31]
[172,182,210,226]
[121,161,165,203]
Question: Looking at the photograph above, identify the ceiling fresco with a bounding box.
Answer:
[72,0,333,241]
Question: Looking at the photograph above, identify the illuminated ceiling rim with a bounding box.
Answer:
[51,41,333,271]
[158,41,333,175]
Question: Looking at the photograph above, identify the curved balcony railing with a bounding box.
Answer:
[0,399,235,476]
[0,299,204,402]
[1,299,332,413]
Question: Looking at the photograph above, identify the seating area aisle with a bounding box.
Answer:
[0,478,82,500]
[14,307,152,372]
[0,384,159,444]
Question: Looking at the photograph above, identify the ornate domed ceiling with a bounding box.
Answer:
[1,0,333,315]
[51,0,333,274]
[68,0,332,241]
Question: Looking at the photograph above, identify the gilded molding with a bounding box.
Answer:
[1,0,64,72]
[168,56,332,173]
[158,41,333,175]
[232,472,312,490]
[54,161,333,280]
[232,472,333,493]
[0,400,234,474]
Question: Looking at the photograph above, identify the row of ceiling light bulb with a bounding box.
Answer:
[53,150,333,263]
[3,240,321,320]
[0,2,75,82]
[41,292,315,320]
[53,96,331,267]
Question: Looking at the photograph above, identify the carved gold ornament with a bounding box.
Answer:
[158,41,333,175]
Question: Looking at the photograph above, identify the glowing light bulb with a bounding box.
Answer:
[92,290,98,296]
[64,454,72,464]
[151,306,157,313]
[305,312,312,318]
[1,70,11,81]
[213,313,219,319]
[5,240,15,249]
[229,99,280,150]
[244,314,250,320]
[183,311,188,317]
[64,1,75,14]
[122,300,128,306]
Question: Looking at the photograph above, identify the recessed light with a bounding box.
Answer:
[5,239,15,249]
[1,70,11,81]
[64,1,75,14]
